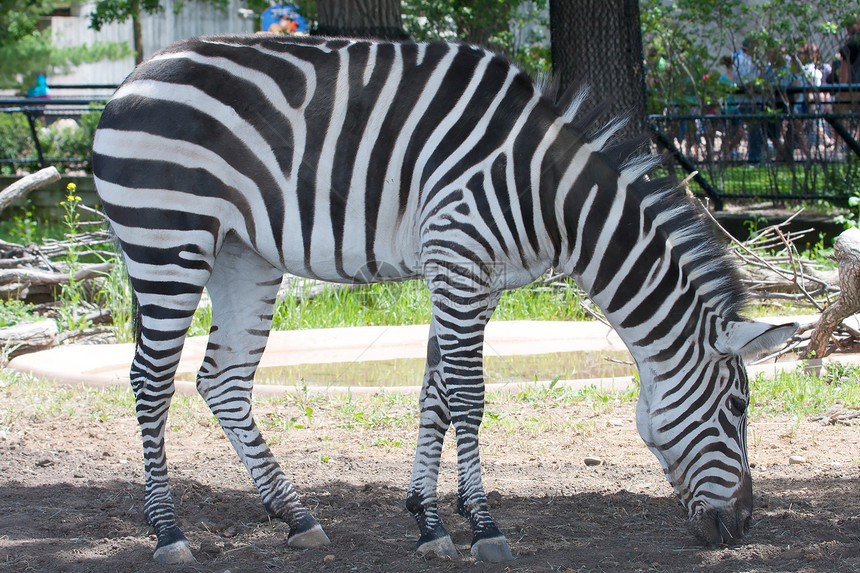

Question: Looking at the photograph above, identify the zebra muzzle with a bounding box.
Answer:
[688,475,753,547]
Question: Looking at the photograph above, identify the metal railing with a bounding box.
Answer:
[0,85,115,170]
[2,84,860,210]
[650,84,860,210]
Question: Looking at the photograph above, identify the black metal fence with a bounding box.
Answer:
[0,85,113,172]
[2,85,860,211]
[649,85,860,210]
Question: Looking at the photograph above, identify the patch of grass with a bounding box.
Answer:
[490,376,639,412]
[186,277,594,335]
[0,299,39,327]
[750,362,860,417]
[4,344,859,444]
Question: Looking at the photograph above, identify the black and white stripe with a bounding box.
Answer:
[92,35,795,563]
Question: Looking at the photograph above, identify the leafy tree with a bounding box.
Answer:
[640,0,860,114]
[403,0,549,74]
[0,0,130,89]
[293,0,549,73]
[89,0,234,64]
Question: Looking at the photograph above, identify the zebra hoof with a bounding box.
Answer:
[288,523,331,548]
[416,534,458,558]
[470,536,513,562]
[152,539,196,564]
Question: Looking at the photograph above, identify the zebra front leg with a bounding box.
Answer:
[407,286,512,562]
[450,392,513,562]
[198,236,329,548]
[406,326,457,557]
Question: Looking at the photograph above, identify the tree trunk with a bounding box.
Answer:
[803,227,860,359]
[314,0,408,41]
[549,0,647,140]
[132,0,144,64]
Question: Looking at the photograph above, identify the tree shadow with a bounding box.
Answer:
[1,472,859,572]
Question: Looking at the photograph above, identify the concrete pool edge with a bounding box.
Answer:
[7,316,838,396]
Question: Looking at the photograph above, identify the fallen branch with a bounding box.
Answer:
[0,167,60,215]
[0,262,113,287]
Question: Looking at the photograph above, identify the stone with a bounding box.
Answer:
[789,455,807,465]
[584,456,603,466]
[199,540,221,555]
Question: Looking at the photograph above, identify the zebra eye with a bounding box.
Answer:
[728,396,747,416]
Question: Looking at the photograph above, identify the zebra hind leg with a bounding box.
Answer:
[197,236,329,548]
[128,269,208,564]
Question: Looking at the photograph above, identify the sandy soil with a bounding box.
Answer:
[1,386,859,573]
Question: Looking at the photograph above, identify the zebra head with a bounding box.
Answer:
[634,317,797,546]
[550,112,797,545]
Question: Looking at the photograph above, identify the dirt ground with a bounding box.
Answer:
[1,386,859,573]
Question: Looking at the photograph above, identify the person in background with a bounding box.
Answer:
[838,19,860,141]
[25,72,50,99]
[733,37,765,164]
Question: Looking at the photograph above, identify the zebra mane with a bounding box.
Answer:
[631,176,747,318]
[546,85,747,320]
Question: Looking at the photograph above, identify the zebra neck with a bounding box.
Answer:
[553,156,709,367]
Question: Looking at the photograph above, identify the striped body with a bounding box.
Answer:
[92,35,795,563]
[95,37,553,286]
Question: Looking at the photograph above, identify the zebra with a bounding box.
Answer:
[92,35,796,564]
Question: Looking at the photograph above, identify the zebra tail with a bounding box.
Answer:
[130,286,142,345]
[107,228,143,345]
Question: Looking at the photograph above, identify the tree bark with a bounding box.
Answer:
[549,0,648,140]
[804,227,860,359]
[132,0,144,64]
[314,0,408,40]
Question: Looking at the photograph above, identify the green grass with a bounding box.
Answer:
[697,160,860,199]
[0,299,40,327]
[2,360,859,444]
[750,362,860,417]
[187,277,592,337]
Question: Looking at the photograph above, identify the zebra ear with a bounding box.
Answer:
[717,320,798,358]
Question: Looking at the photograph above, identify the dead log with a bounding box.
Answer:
[0,167,61,215]
[0,320,58,359]
[0,262,113,302]
[0,261,112,287]
[803,227,860,359]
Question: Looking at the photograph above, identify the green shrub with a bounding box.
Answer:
[0,113,36,174]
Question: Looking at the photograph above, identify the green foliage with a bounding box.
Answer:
[39,106,103,167]
[186,277,593,335]
[751,362,860,416]
[405,0,550,74]
[401,0,549,73]
[88,0,229,31]
[0,106,104,173]
[641,0,859,113]
[292,0,549,74]
[0,299,38,327]
[55,183,90,332]
[0,113,35,175]
[0,1,131,89]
